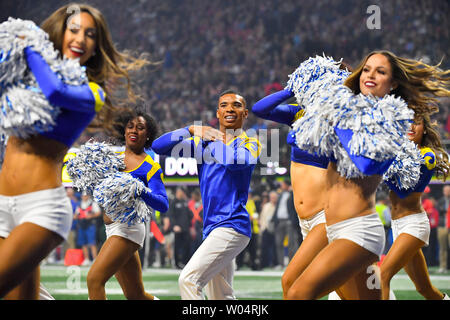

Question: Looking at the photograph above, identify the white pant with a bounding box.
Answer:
[0,187,73,240]
[326,213,385,259]
[299,210,326,238]
[105,220,146,249]
[178,227,249,300]
[39,283,55,300]
[391,212,430,246]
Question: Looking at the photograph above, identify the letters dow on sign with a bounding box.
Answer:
[165,157,198,176]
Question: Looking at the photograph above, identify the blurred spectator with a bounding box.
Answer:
[160,210,175,268]
[375,194,393,255]
[437,185,450,273]
[259,191,278,268]
[447,203,450,268]
[75,192,101,265]
[62,187,80,258]
[422,195,439,267]
[147,211,168,268]
[237,191,260,270]
[272,179,299,269]
[188,188,203,256]
[169,187,192,269]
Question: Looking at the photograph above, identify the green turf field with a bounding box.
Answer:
[39,265,450,300]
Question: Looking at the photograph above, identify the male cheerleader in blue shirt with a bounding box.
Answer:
[152,90,261,299]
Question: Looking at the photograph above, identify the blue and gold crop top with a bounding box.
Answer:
[251,89,329,169]
[119,151,169,213]
[386,147,436,198]
[25,47,105,148]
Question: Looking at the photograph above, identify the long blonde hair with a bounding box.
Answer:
[344,50,450,116]
[40,3,153,129]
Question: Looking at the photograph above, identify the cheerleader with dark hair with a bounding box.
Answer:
[86,108,168,300]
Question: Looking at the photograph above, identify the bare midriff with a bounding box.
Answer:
[0,136,67,196]
[325,162,380,226]
[290,161,328,220]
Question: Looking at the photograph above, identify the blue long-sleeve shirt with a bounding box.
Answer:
[385,147,436,198]
[152,127,261,239]
[252,89,329,168]
[119,152,169,213]
[25,47,105,147]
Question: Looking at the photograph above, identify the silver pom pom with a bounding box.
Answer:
[93,171,153,226]
[0,18,88,138]
[383,140,423,190]
[290,56,414,179]
[0,85,60,138]
[0,133,7,169]
[285,54,350,107]
[66,141,125,193]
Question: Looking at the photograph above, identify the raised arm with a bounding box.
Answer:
[25,47,105,113]
[334,127,394,176]
[151,127,196,157]
[251,89,299,125]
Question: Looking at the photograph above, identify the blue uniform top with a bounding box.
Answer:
[385,147,436,199]
[152,127,261,239]
[119,152,169,213]
[251,89,329,169]
[25,47,105,147]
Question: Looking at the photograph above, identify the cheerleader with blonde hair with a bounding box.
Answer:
[284,50,449,299]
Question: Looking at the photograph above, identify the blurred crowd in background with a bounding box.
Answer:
[2,0,449,173]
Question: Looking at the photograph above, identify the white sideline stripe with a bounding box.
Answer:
[41,265,450,281]
[52,288,169,295]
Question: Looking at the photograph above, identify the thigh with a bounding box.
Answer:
[115,251,146,297]
[89,236,140,283]
[0,223,63,298]
[381,233,424,279]
[181,228,249,288]
[337,263,381,300]
[283,223,328,284]
[290,239,378,299]
[403,249,432,289]
[205,258,236,300]
[77,228,87,246]
[3,266,40,300]
[0,237,41,300]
